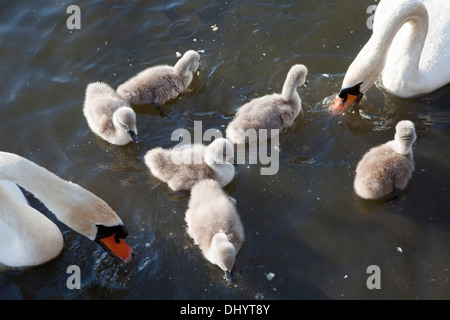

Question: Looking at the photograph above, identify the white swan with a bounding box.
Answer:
[116,50,200,106]
[0,152,133,269]
[354,120,416,200]
[226,64,308,144]
[0,180,63,269]
[144,138,235,191]
[83,82,138,146]
[185,179,244,282]
[329,0,450,114]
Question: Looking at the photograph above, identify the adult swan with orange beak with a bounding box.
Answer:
[328,0,450,115]
[0,151,133,270]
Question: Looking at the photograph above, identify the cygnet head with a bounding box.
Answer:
[175,50,201,76]
[288,64,308,87]
[281,64,308,101]
[211,232,236,282]
[205,138,234,165]
[113,107,138,143]
[184,50,201,72]
[393,120,416,155]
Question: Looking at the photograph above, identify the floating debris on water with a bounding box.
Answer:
[396,247,403,253]
[176,52,182,58]
[211,24,218,31]
[266,272,275,281]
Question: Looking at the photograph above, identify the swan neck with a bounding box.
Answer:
[281,76,300,102]
[0,153,73,221]
[174,56,192,77]
[112,109,124,135]
[388,140,412,156]
[375,2,429,80]
[0,152,123,242]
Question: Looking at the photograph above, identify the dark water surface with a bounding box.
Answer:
[1,0,450,300]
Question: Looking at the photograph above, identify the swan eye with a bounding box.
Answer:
[95,224,128,241]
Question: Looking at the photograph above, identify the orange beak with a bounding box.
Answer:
[328,93,360,115]
[98,233,134,263]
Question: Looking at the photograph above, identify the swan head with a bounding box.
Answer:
[328,36,386,115]
[210,232,236,283]
[393,120,416,155]
[94,224,134,263]
[327,82,365,115]
[328,0,429,115]
[175,50,201,76]
[0,152,135,264]
[281,64,308,101]
[205,138,234,165]
[185,50,201,72]
[113,106,138,143]
[288,64,308,88]
[62,187,134,263]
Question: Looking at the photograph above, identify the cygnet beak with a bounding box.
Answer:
[225,270,233,283]
[127,130,138,143]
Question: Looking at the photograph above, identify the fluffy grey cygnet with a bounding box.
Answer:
[185,179,245,282]
[116,50,200,106]
[354,120,417,200]
[226,64,308,144]
[83,82,138,146]
[144,138,235,191]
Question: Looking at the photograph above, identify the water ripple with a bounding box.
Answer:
[109,6,133,19]
[1,36,40,61]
